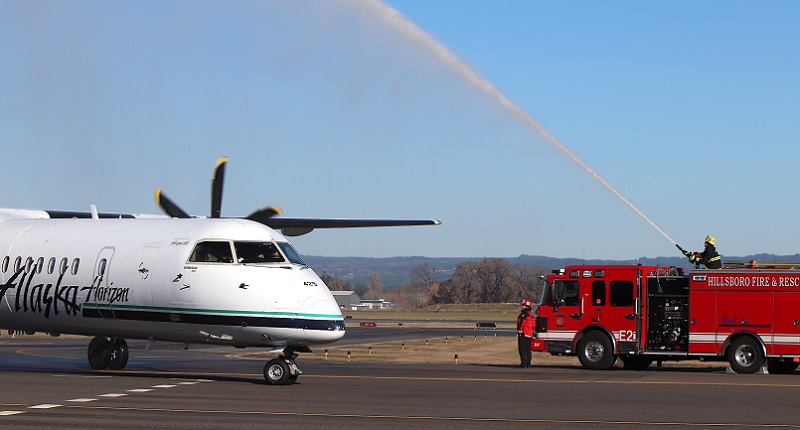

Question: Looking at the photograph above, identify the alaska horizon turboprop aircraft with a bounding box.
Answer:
[0,157,440,385]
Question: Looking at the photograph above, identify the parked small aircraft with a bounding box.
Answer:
[0,157,439,384]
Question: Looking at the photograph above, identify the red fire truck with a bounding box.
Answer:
[531,262,800,374]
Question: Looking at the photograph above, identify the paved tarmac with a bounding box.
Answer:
[1,331,799,429]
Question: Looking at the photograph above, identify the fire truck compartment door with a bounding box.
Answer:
[717,291,772,351]
[689,290,717,354]
[773,292,800,355]
[607,280,637,353]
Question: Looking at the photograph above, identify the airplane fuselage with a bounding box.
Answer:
[0,210,345,349]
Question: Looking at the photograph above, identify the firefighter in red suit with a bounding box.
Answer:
[517,299,535,368]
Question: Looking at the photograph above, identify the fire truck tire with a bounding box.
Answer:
[577,331,616,370]
[619,356,653,371]
[766,358,799,374]
[727,336,765,374]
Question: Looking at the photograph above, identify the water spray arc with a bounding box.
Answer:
[363,0,677,247]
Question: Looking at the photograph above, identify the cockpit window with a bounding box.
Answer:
[234,241,284,264]
[189,241,234,263]
[278,242,307,266]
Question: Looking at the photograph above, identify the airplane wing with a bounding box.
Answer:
[261,218,441,236]
[39,209,439,237]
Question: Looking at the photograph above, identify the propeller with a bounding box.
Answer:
[211,156,226,218]
[153,156,439,237]
[154,189,190,219]
[155,157,283,222]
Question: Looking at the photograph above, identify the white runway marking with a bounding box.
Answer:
[29,404,61,409]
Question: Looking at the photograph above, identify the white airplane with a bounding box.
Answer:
[0,157,439,385]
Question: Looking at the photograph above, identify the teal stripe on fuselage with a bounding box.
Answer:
[83,303,343,320]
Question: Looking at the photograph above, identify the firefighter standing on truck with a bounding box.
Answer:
[517,299,534,368]
[682,235,722,269]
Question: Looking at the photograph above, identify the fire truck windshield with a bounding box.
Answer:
[539,281,551,306]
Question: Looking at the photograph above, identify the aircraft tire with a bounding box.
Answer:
[264,357,292,385]
[88,336,111,370]
[108,338,129,370]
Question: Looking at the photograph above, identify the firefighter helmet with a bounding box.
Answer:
[522,299,532,308]
[705,235,716,246]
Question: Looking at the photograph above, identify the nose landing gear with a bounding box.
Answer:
[263,346,309,385]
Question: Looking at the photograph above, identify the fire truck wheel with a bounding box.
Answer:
[727,336,765,374]
[766,358,799,374]
[620,356,653,371]
[577,331,616,370]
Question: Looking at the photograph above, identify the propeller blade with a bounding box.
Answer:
[246,206,284,224]
[155,189,191,218]
[211,156,228,218]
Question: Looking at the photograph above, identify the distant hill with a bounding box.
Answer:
[304,254,800,288]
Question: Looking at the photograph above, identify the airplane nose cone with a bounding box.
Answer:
[303,299,346,343]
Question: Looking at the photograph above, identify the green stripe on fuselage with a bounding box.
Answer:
[83,303,342,320]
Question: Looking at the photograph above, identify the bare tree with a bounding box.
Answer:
[319,271,345,291]
[449,261,479,303]
[508,264,536,301]
[475,258,512,303]
[411,263,437,288]
[353,281,368,299]
[365,272,382,299]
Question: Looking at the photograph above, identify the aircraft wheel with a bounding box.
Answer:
[88,336,111,370]
[577,331,616,370]
[264,357,292,385]
[108,338,129,370]
[728,336,765,374]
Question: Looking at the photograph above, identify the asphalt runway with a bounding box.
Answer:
[1,330,800,429]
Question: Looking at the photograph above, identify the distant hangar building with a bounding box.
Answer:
[331,291,361,309]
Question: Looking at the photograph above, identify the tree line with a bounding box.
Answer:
[320,258,548,309]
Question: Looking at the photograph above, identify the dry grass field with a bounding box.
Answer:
[302,332,558,366]
[253,306,724,370]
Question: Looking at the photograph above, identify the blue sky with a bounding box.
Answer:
[1,1,799,260]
